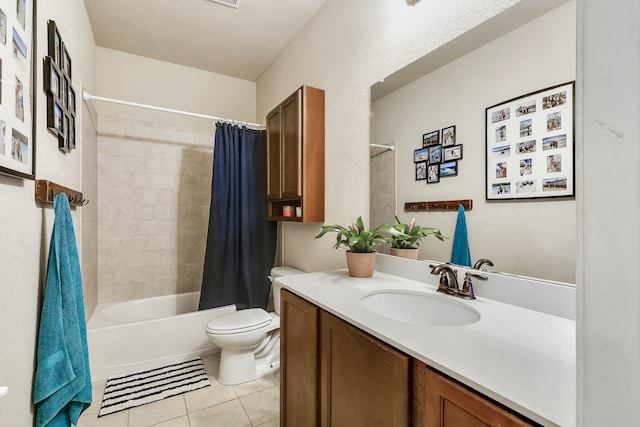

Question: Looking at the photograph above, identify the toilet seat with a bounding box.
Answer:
[206,308,272,335]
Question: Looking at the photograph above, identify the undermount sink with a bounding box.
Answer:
[360,289,481,327]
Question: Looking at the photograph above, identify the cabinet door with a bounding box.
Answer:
[321,311,410,427]
[280,89,302,198]
[266,106,282,200]
[412,360,534,427]
[281,289,319,427]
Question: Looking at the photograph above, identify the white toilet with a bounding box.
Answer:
[205,266,302,385]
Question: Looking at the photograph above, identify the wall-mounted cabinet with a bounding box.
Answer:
[266,86,324,222]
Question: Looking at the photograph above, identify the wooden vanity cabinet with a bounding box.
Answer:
[266,85,324,222]
[320,310,411,427]
[280,289,410,427]
[280,289,320,427]
[281,289,536,427]
[412,360,535,427]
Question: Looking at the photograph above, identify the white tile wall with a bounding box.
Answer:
[97,117,214,303]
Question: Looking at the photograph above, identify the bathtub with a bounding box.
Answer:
[87,291,235,381]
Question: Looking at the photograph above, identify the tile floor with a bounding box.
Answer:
[78,354,280,427]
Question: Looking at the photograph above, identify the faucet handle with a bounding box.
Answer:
[461,272,487,300]
[473,258,494,270]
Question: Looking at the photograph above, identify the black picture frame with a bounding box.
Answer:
[485,81,575,200]
[47,20,61,66]
[62,43,71,77]
[427,164,440,183]
[442,125,456,147]
[443,144,463,162]
[428,145,442,165]
[415,161,427,180]
[0,0,36,179]
[44,56,60,99]
[69,86,75,115]
[440,160,458,177]
[422,130,440,146]
[414,147,428,163]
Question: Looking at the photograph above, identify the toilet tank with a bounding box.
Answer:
[271,267,304,315]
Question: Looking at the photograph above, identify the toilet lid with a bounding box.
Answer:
[206,308,272,335]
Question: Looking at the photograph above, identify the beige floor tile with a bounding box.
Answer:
[233,374,280,398]
[239,385,280,426]
[128,394,187,426]
[149,415,191,427]
[256,418,280,427]
[77,409,129,427]
[184,379,237,413]
[189,399,252,427]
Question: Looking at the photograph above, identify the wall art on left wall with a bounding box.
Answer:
[0,0,36,179]
[44,20,75,154]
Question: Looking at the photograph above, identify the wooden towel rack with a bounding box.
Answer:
[35,180,89,207]
[404,199,472,212]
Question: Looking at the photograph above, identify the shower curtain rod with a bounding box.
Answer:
[82,92,266,129]
[370,143,395,151]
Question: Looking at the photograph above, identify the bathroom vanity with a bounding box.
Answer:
[277,266,575,427]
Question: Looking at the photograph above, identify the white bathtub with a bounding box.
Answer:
[87,292,235,381]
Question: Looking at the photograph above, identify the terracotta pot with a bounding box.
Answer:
[345,251,376,278]
[389,248,419,259]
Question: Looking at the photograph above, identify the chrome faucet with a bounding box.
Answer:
[472,258,494,270]
[430,264,460,296]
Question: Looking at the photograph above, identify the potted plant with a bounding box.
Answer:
[388,216,445,259]
[315,216,403,277]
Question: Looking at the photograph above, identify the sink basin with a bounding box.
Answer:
[360,289,480,327]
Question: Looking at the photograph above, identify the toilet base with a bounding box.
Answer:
[218,339,280,385]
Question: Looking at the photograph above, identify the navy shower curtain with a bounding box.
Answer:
[199,123,277,311]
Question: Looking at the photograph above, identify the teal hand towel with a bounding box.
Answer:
[34,194,92,427]
[450,204,472,267]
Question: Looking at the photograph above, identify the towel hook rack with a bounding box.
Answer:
[35,180,89,207]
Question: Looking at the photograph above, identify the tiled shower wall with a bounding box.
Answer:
[370,148,396,254]
[97,116,214,303]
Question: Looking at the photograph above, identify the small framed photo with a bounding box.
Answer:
[47,21,61,66]
[427,164,440,183]
[422,130,439,146]
[47,97,63,135]
[61,76,68,109]
[68,116,75,149]
[428,145,442,164]
[62,43,71,77]
[415,161,427,180]
[414,147,428,163]
[440,160,458,177]
[44,56,60,99]
[59,114,70,153]
[442,125,456,146]
[69,86,76,115]
[443,145,463,162]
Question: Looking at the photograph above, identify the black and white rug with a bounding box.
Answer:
[98,358,210,417]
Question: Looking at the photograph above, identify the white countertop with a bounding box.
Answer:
[277,269,576,427]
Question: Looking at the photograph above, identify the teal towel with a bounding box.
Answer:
[450,204,472,267]
[34,194,92,427]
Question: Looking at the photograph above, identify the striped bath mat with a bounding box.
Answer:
[98,358,210,417]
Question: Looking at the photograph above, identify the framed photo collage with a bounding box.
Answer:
[485,81,575,200]
[0,0,36,179]
[414,125,463,184]
[44,20,76,153]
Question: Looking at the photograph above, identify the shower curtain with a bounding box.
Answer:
[199,123,277,311]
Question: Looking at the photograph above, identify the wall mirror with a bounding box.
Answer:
[369,0,577,284]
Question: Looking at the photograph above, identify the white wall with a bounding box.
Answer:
[0,0,96,424]
[371,3,576,283]
[95,47,258,130]
[577,0,640,424]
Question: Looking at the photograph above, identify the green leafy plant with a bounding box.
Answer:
[389,216,445,249]
[315,216,404,253]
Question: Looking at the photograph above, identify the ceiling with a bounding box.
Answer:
[83,0,326,82]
